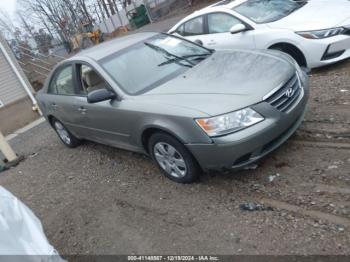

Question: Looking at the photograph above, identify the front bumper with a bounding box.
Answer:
[301,34,350,68]
[186,81,309,171]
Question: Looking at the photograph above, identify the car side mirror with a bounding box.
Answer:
[230,23,247,34]
[87,89,116,103]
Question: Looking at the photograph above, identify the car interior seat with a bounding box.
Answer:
[84,70,106,93]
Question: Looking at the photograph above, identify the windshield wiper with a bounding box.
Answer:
[158,53,211,67]
[144,42,195,68]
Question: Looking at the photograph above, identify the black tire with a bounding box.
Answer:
[52,118,81,148]
[148,132,201,184]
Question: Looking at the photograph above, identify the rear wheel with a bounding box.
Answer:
[52,119,81,148]
[148,132,201,183]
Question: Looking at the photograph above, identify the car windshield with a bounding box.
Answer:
[99,34,212,95]
[233,0,306,24]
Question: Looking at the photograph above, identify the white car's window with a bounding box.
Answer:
[49,65,75,95]
[208,13,241,34]
[233,0,306,24]
[175,24,185,35]
[183,16,204,36]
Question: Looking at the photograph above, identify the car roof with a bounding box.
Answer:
[170,0,247,28]
[68,32,159,61]
[208,0,246,9]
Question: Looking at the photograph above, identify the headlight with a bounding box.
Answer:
[297,27,345,39]
[195,108,264,137]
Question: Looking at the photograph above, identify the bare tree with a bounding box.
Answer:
[0,10,17,38]
[100,0,111,17]
[17,0,100,52]
[97,0,107,20]
[77,0,93,24]
[17,13,36,40]
[106,0,116,15]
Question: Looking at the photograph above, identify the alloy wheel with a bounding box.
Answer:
[153,142,187,178]
[54,121,71,145]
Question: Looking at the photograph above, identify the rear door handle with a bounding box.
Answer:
[51,103,58,110]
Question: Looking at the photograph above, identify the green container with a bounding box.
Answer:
[128,5,150,29]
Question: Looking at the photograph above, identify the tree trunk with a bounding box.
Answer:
[100,0,111,17]
[107,0,116,15]
[97,1,106,20]
[78,0,93,24]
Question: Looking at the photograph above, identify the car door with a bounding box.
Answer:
[44,64,84,137]
[72,63,132,149]
[201,12,256,50]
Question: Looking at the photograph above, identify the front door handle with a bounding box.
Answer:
[78,107,87,114]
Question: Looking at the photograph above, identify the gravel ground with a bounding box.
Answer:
[1,6,350,256]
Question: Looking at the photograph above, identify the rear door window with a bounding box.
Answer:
[208,13,242,34]
[175,24,185,36]
[183,16,204,36]
[48,65,75,95]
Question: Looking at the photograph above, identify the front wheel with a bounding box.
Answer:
[52,119,81,148]
[270,45,307,68]
[148,132,201,184]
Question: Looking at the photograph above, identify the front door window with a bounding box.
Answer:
[78,64,108,95]
[208,13,242,34]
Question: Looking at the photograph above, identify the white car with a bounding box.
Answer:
[168,0,350,68]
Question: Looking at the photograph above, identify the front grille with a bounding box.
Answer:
[264,73,301,113]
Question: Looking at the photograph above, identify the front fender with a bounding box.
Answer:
[130,114,213,149]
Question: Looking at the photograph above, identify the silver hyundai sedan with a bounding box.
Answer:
[37,32,309,183]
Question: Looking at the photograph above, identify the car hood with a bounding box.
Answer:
[139,50,296,116]
[268,0,350,31]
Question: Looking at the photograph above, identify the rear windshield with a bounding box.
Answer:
[233,0,306,24]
